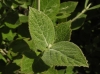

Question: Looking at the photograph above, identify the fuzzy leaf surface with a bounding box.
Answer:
[60,1,78,13]
[29,7,55,51]
[33,0,60,20]
[42,41,88,67]
[55,21,71,42]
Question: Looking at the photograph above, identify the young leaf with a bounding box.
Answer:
[84,0,89,8]
[55,21,71,42]
[0,53,6,62]
[88,4,100,10]
[42,41,88,67]
[29,7,55,51]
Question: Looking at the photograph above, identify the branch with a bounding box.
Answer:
[71,3,92,22]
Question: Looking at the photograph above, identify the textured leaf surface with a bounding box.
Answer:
[42,41,88,67]
[14,55,33,74]
[60,1,78,13]
[33,0,60,20]
[29,7,55,51]
[40,0,60,19]
[55,21,71,42]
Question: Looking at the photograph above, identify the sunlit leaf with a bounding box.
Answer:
[29,7,55,51]
[55,21,71,42]
[60,1,78,13]
[42,41,88,67]
[33,0,60,20]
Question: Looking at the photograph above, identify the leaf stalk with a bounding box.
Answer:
[71,3,91,22]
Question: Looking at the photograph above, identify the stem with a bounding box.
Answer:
[0,49,6,55]
[71,3,92,22]
[37,0,40,11]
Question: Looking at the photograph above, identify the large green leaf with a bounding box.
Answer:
[13,54,33,74]
[29,7,55,51]
[55,21,71,42]
[42,41,88,67]
[33,0,60,20]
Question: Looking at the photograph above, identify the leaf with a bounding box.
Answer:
[42,41,88,67]
[57,1,78,19]
[60,1,78,14]
[71,13,87,30]
[29,7,55,51]
[13,55,33,74]
[88,4,100,10]
[56,12,71,19]
[10,39,30,53]
[19,14,28,23]
[65,67,74,74]
[32,57,49,73]
[33,0,60,20]
[84,0,89,8]
[2,30,16,41]
[42,68,57,74]
[4,11,21,28]
[55,21,71,42]
[0,53,6,62]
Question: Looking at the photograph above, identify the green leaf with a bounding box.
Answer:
[65,67,74,74]
[84,0,89,8]
[42,41,88,67]
[10,39,30,53]
[13,55,33,74]
[88,4,100,10]
[0,53,6,62]
[5,11,21,29]
[29,7,55,51]
[55,21,71,42]
[19,14,28,23]
[33,0,60,20]
[56,12,71,19]
[2,30,16,41]
[71,13,86,30]
[60,1,78,14]
[57,69,66,74]
[42,68,57,74]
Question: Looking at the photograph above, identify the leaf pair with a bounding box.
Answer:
[29,7,88,67]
